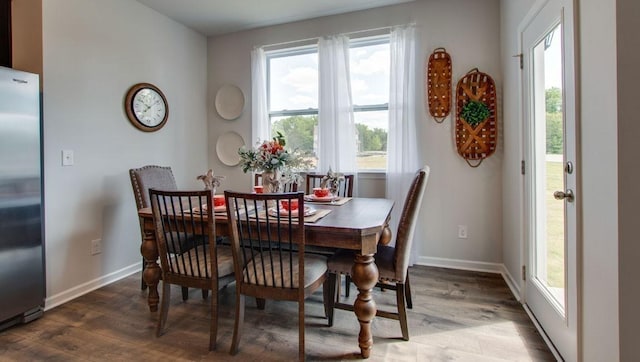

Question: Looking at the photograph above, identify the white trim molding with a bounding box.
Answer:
[416,256,522,301]
[417,256,503,274]
[44,262,141,311]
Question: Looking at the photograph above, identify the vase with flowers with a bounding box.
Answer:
[238,132,310,193]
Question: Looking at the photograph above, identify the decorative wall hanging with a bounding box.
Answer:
[455,68,498,167]
[215,84,244,120]
[426,48,452,123]
[216,131,245,166]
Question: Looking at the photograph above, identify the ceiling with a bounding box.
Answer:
[136,0,414,36]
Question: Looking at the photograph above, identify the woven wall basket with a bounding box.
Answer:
[426,48,452,123]
[455,68,498,167]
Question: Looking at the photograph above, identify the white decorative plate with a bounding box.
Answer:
[216,131,244,166]
[215,84,244,120]
[304,194,338,202]
[268,206,316,218]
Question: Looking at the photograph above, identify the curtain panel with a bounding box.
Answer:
[317,35,358,179]
[386,24,420,263]
[251,47,269,145]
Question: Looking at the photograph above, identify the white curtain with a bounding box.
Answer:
[386,24,420,262]
[317,35,357,184]
[251,47,270,145]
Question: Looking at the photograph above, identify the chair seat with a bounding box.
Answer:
[172,245,234,278]
[328,245,400,283]
[244,252,328,288]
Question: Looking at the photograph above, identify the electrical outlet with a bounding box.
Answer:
[457,225,468,239]
[91,239,102,255]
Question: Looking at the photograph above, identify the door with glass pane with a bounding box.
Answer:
[522,0,577,360]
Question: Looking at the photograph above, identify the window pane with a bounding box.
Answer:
[270,114,318,169]
[268,52,318,111]
[355,110,388,170]
[349,42,389,107]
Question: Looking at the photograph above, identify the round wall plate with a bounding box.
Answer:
[215,84,244,120]
[216,131,245,166]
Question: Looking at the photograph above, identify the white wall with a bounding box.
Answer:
[499,0,535,295]
[500,0,622,359]
[207,0,503,267]
[41,0,208,306]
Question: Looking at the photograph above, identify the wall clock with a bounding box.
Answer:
[124,82,169,132]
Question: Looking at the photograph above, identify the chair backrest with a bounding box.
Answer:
[254,173,298,192]
[149,189,219,286]
[393,166,430,281]
[225,191,306,296]
[130,165,178,210]
[305,173,354,197]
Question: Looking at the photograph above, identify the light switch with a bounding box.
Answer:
[62,150,74,166]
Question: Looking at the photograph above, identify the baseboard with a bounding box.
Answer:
[416,256,504,274]
[500,264,523,302]
[44,262,141,311]
[416,256,522,302]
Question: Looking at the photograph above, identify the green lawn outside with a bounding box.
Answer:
[546,160,565,288]
[356,153,386,170]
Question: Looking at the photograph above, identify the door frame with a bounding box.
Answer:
[517,0,582,360]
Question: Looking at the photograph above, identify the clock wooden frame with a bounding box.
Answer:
[124,82,169,132]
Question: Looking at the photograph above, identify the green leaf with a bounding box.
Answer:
[461,100,490,126]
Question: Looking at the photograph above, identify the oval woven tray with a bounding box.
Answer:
[455,68,498,167]
[426,48,452,123]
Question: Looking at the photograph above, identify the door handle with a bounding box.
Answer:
[553,189,575,202]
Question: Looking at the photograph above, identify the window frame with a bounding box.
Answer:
[266,45,319,119]
[265,35,391,172]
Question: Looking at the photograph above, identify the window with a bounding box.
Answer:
[349,37,390,170]
[266,35,390,171]
[267,47,319,168]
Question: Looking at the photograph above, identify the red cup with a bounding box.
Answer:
[281,199,299,211]
[313,187,330,198]
[213,195,225,207]
[254,185,264,194]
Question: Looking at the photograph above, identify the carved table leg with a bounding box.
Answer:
[351,253,378,358]
[140,231,160,312]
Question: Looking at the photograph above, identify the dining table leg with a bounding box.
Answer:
[351,252,378,358]
[140,231,160,312]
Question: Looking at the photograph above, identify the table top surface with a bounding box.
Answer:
[140,197,392,230]
[139,197,394,252]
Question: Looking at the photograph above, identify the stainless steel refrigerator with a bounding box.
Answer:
[0,66,44,330]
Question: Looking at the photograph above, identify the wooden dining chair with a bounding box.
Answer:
[130,165,202,300]
[149,189,235,351]
[254,172,298,192]
[327,166,430,341]
[224,191,329,361]
[130,166,177,289]
[305,173,354,197]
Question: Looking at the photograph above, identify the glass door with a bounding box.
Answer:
[522,0,577,360]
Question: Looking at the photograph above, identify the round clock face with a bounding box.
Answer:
[125,83,169,132]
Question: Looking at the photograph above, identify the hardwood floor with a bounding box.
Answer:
[0,266,555,361]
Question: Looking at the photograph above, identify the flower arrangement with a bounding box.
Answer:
[238,132,311,192]
[238,132,310,173]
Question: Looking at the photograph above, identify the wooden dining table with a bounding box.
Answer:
[138,196,394,358]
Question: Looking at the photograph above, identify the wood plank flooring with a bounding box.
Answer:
[0,266,555,361]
